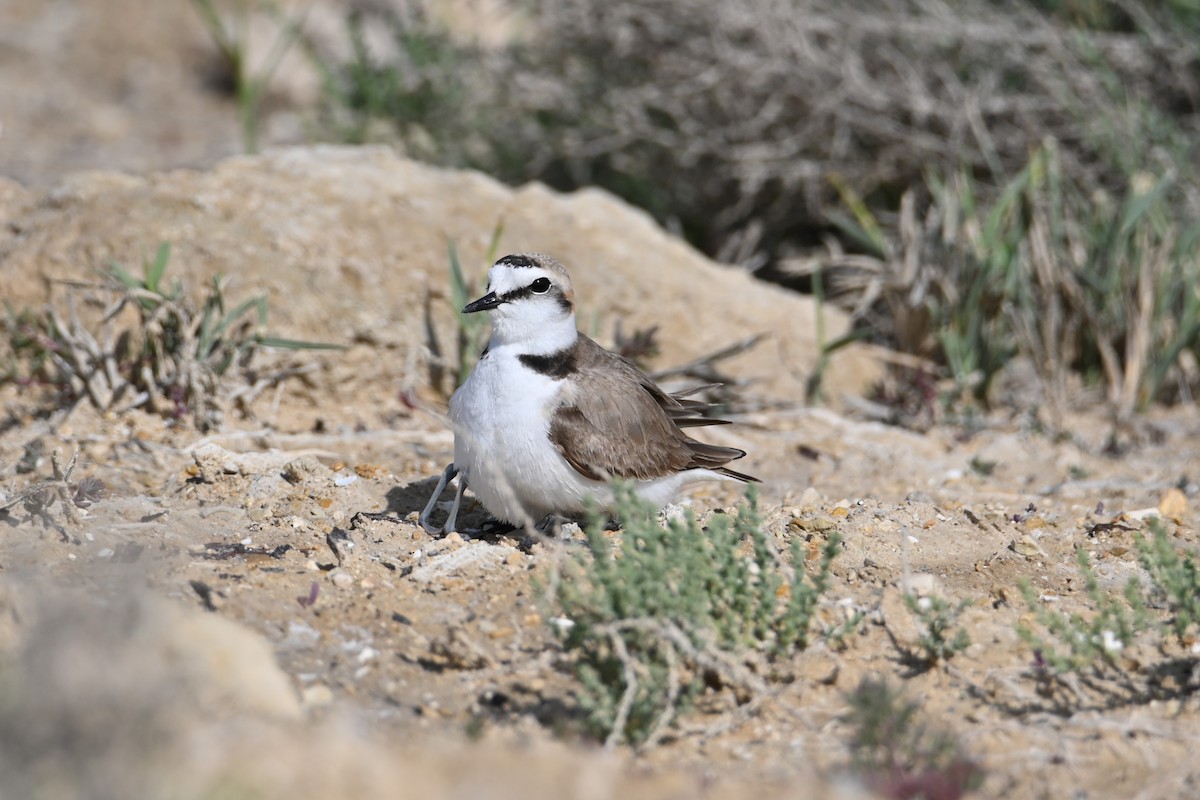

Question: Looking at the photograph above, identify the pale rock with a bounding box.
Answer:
[301,683,335,709]
[796,486,823,509]
[1,147,880,408]
[283,454,332,485]
[191,442,241,483]
[329,570,356,589]
[903,572,944,598]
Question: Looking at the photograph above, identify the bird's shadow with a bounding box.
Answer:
[364,473,602,546]
[381,475,445,518]
[358,472,491,535]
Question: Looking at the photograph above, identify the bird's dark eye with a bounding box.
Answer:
[530,277,552,294]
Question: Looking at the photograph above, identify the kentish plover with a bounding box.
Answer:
[420,253,758,533]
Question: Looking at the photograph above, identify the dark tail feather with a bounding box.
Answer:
[665,387,734,428]
[670,383,722,399]
[685,442,759,483]
[715,466,760,483]
[673,417,732,428]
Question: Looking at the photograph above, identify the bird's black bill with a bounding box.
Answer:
[462,292,503,314]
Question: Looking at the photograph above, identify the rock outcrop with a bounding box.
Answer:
[0,146,878,409]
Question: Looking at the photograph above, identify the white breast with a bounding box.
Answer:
[449,344,597,524]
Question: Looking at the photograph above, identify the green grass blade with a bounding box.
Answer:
[448,239,470,312]
[253,336,345,350]
[110,260,144,291]
[827,174,888,259]
[484,219,506,263]
[189,0,237,62]
[212,295,266,340]
[145,242,172,295]
[1117,174,1173,239]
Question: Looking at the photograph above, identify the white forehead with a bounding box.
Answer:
[487,263,557,295]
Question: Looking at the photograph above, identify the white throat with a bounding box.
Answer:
[489,304,578,355]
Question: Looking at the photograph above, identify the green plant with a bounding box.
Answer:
[553,484,842,747]
[804,262,866,405]
[310,2,1200,421]
[902,593,972,665]
[1,242,341,429]
[309,7,477,153]
[448,223,504,388]
[1135,518,1200,646]
[190,0,309,153]
[830,142,1200,423]
[1016,547,1152,673]
[1,306,57,390]
[314,1,1200,278]
[1027,0,1200,35]
[968,457,996,477]
[843,679,984,800]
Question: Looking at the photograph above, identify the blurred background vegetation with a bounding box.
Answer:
[238,0,1200,424]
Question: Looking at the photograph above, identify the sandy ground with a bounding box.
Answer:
[1,2,1199,799]
[1,375,1197,799]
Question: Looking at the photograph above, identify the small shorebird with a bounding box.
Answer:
[421,253,757,533]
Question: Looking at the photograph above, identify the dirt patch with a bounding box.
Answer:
[1,375,1198,798]
[1,3,1199,797]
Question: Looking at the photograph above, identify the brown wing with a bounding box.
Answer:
[547,335,756,482]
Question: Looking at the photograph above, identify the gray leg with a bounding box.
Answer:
[419,463,457,534]
[444,467,469,533]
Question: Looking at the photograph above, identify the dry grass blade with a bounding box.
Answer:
[1,243,342,430]
[807,141,1200,427]
[0,450,102,531]
[312,0,1200,271]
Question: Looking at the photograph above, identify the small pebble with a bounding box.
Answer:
[282,455,327,485]
[330,570,355,588]
[301,684,334,708]
[796,486,823,508]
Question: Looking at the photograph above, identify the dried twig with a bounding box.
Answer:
[0,450,95,530]
[595,616,772,749]
[649,334,766,383]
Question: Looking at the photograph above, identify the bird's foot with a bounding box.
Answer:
[419,463,462,535]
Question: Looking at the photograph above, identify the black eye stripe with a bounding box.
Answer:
[499,279,562,303]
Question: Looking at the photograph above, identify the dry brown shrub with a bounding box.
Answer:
[476,0,1200,267]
